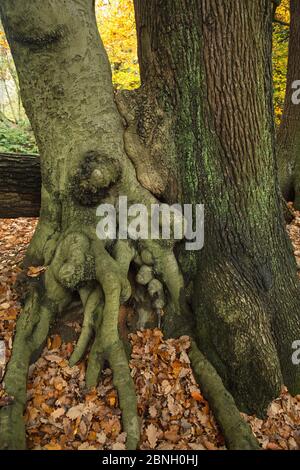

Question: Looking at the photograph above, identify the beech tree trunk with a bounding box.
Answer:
[0,153,40,218]
[277,0,300,207]
[0,0,299,451]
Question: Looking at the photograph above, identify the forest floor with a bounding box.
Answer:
[0,213,300,450]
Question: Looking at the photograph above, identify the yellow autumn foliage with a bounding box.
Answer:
[0,0,292,124]
[273,0,290,125]
[96,0,140,90]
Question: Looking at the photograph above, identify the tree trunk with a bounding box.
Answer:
[277,0,300,207]
[0,0,299,451]
[0,0,144,450]
[133,0,300,415]
[0,153,40,218]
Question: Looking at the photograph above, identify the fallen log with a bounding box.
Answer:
[0,152,41,218]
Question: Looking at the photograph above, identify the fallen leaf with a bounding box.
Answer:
[50,335,62,350]
[78,443,97,450]
[44,354,63,364]
[108,396,116,407]
[66,404,85,420]
[96,432,106,444]
[146,423,158,449]
[266,442,283,450]
[27,266,46,277]
[189,443,206,450]
[164,429,180,443]
[0,302,10,309]
[191,390,203,402]
[148,405,157,418]
[112,442,126,450]
[51,408,65,420]
[44,443,62,450]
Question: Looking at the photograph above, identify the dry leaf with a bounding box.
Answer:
[164,429,180,443]
[191,390,203,402]
[96,432,107,444]
[78,443,97,450]
[108,396,116,407]
[266,442,283,450]
[27,266,46,277]
[146,423,159,449]
[66,404,86,420]
[51,408,65,420]
[112,443,126,450]
[44,354,63,364]
[148,404,157,418]
[0,302,10,310]
[44,442,62,450]
[189,443,206,450]
[50,335,62,350]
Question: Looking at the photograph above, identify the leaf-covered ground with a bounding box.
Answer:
[0,216,300,450]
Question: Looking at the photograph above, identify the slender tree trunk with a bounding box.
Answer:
[3,77,17,123]
[133,0,300,416]
[277,0,300,207]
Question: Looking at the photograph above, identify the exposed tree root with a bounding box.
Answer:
[0,222,262,450]
[0,269,70,449]
[189,341,260,450]
[0,224,177,449]
[0,159,264,450]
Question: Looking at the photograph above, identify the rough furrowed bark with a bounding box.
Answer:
[133,0,300,425]
[127,0,261,448]
[0,0,197,450]
[193,0,300,415]
[0,152,41,218]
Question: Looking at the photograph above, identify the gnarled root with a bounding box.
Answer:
[0,269,70,449]
[0,222,260,451]
[189,341,260,450]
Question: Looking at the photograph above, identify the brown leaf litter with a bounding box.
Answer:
[0,216,299,450]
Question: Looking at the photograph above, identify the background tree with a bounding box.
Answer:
[0,26,37,154]
[277,0,300,207]
[0,0,299,451]
[0,0,290,154]
[0,1,138,155]
[273,0,290,125]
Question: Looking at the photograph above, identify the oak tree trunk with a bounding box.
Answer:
[133,0,300,415]
[277,0,300,207]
